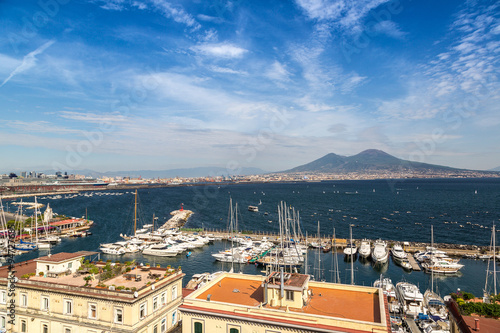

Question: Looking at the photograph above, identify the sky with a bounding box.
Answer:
[0,0,499,174]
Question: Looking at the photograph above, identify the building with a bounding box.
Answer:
[0,251,184,333]
[180,270,390,333]
[447,298,500,333]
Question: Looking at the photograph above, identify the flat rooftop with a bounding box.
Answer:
[196,277,264,306]
[192,274,382,324]
[293,284,381,323]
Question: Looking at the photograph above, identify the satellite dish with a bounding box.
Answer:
[134,292,138,298]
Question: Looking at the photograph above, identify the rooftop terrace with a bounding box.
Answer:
[186,272,386,326]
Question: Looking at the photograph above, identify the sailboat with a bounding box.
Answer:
[423,226,449,321]
[483,223,498,303]
[15,199,38,252]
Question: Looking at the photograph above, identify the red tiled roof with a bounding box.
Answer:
[463,315,500,333]
[50,219,83,226]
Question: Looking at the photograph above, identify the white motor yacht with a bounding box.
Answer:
[142,243,181,257]
[358,239,371,259]
[374,276,400,313]
[371,239,389,264]
[396,281,426,318]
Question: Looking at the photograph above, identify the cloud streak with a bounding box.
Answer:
[1,40,55,87]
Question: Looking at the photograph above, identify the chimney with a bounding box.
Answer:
[474,318,479,331]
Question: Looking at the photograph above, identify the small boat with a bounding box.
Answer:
[248,206,258,212]
[186,251,192,257]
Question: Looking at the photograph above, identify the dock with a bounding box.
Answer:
[404,318,420,333]
[407,254,422,271]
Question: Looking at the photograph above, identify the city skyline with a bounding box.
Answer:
[1,0,499,173]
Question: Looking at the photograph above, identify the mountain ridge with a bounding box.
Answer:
[282,149,471,174]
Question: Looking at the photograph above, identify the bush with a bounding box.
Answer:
[462,292,475,300]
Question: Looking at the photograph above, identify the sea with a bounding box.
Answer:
[5,178,500,297]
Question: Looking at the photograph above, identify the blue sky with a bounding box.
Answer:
[1,0,499,173]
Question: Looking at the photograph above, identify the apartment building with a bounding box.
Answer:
[0,251,184,333]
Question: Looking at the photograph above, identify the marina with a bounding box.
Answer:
[1,179,499,300]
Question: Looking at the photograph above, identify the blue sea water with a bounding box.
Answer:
[6,178,500,297]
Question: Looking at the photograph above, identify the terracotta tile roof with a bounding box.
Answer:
[35,251,97,263]
[463,315,500,333]
[49,219,83,226]
[265,271,308,289]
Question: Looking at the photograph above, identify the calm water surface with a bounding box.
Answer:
[7,178,500,297]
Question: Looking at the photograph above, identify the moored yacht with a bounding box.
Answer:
[396,281,426,318]
[358,239,371,259]
[371,239,389,264]
[374,276,400,313]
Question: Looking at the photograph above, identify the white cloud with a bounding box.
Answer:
[265,61,292,82]
[208,65,248,75]
[150,0,201,30]
[372,20,406,39]
[191,43,248,58]
[295,0,390,33]
[1,40,55,87]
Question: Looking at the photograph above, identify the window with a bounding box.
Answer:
[172,310,177,325]
[286,290,294,301]
[114,307,123,324]
[42,324,48,333]
[64,299,73,315]
[0,290,6,304]
[20,293,27,307]
[68,262,73,269]
[64,328,72,333]
[88,303,97,319]
[21,319,27,333]
[229,329,239,333]
[153,324,158,333]
[139,302,147,320]
[194,322,203,333]
[41,296,49,311]
[161,292,166,305]
[0,316,5,329]
[161,318,166,333]
[171,285,178,300]
[153,296,158,311]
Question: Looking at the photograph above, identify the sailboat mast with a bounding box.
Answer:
[317,221,321,281]
[134,190,138,236]
[350,224,354,285]
[494,224,497,296]
[305,231,308,276]
[431,225,434,293]
[333,227,340,283]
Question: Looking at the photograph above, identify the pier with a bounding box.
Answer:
[406,254,422,271]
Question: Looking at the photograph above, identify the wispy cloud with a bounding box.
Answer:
[150,0,201,31]
[1,40,55,87]
[295,0,390,33]
[265,61,292,82]
[372,20,406,39]
[191,43,248,58]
